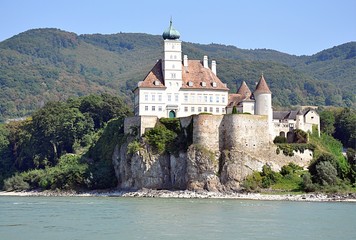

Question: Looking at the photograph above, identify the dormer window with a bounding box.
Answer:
[154,80,160,86]
[212,82,217,87]
[201,82,206,87]
[188,81,193,87]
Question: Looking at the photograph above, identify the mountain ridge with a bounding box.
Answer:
[0,28,354,121]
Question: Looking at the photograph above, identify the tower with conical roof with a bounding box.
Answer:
[253,74,272,115]
[162,19,182,91]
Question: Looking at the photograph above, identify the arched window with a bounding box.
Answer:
[169,110,176,118]
[279,131,286,138]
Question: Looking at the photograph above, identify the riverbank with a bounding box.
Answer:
[1,189,356,202]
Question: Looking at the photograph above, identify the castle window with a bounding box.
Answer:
[209,107,213,112]
[201,82,206,87]
[212,82,217,87]
[158,106,162,111]
[204,107,208,112]
[190,94,195,102]
[145,106,148,111]
[222,108,225,113]
[198,107,202,112]
[158,94,162,102]
[170,55,173,59]
[216,96,220,103]
[222,96,225,103]
[197,94,202,103]
[172,64,175,69]
[152,106,155,111]
[216,107,220,113]
[168,94,172,102]
[144,94,148,101]
[188,81,193,87]
[175,94,179,102]
[204,95,208,103]
[184,94,188,102]
[151,94,155,101]
[174,55,177,59]
[184,107,188,112]
[191,107,195,112]
[171,73,176,79]
[209,95,213,103]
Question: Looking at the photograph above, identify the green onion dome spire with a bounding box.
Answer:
[162,18,180,40]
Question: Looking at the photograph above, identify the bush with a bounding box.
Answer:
[315,161,339,186]
[3,174,30,191]
[127,140,141,155]
[301,172,317,192]
[242,171,262,192]
[294,129,308,143]
[144,126,177,154]
[274,136,287,144]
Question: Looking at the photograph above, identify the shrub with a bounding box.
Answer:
[274,136,287,144]
[301,172,317,192]
[315,161,339,186]
[293,129,308,143]
[127,140,141,155]
[242,171,262,192]
[3,174,30,191]
[144,126,177,154]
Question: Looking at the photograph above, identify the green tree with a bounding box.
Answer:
[334,108,356,149]
[319,110,335,135]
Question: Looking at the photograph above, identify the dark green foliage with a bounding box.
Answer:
[346,148,356,183]
[3,154,88,191]
[85,118,126,189]
[333,108,356,149]
[293,129,308,143]
[3,174,30,191]
[273,136,287,144]
[232,106,238,114]
[1,94,131,190]
[319,110,335,135]
[301,172,317,192]
[143,126,177,154]
[308,153,343,186]
[276,143,315,156]
[241,171,262,192]
[159,118,181,134]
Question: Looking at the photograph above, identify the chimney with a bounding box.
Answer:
[203,55,208,68]
[211,60,216,75]
[183,55,188,67]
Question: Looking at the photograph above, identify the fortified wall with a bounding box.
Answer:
[120,114,313,191]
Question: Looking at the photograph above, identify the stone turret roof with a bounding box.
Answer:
[254,74,271,94]
[137,59,228,91]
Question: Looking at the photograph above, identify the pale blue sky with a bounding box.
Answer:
[1,0,355,56]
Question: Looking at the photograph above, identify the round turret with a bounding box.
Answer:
[162,19,180,40]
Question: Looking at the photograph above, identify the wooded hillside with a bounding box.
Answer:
[0,28,355,121]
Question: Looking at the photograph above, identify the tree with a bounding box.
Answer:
[319,110,335,135]
[334,108,356,149]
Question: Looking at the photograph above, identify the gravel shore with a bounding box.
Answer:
[1,189,356,202]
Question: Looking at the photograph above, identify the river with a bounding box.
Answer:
[0,196,355,240]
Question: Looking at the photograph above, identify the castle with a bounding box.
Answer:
[128,20,320,142]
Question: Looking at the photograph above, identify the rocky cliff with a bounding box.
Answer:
[112,138,312,192]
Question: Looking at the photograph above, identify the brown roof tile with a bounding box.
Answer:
[138,59,228,91]
[254,75,271,94]
[138,60,166,88]
[236,81,252,97]
[181,60,229,90]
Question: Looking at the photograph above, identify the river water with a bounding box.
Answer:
[0,196,355,240]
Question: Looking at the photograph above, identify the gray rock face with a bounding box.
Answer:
[113,140,311,192]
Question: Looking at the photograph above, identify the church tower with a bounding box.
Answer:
[162,19,182,90]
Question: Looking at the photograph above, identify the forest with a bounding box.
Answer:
[0,93,355,193]
[0,28,355,121]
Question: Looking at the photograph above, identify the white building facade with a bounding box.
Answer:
[134,20,229,118]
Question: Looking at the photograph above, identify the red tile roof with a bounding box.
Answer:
[236,81,252,97]
[181,60,229,90]
[253,74,271,94]
[138,59,228,91]
[138,60,166,88]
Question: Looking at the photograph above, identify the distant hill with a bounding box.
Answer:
[0,28,355,121]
